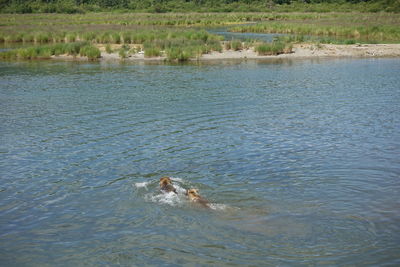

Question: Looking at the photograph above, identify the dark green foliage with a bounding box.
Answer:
[0,0,399,13]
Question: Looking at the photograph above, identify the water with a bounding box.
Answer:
[207,26,286,42]
[1,58,400,266]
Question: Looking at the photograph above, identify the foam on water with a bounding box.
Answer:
[134,181,150,189]
[134,177,231,210]
[170,177,184,183]
[144,184,188,207]
[208,203,230,211]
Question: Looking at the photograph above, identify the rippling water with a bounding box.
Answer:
[1,58,400,266]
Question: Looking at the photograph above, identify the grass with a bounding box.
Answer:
[79,45,101,60]
[0,12,399,61]
[0,42,101,60]
[144,47,162,58]
[105,44,113,53]
[255,41,293,56]
[230,13,400,43]
[0,13,332,29]
[165,47,193,62]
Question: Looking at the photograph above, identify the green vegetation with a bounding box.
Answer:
[165,47,192,61]
[230,40,243,51]
[0,11,399,61]
[144,47,161,58]
[79,44,102,60]
[231,12,400,43]
[1,0,399,13]
[232,23,400,43]
[0,42,101,60]
[105,44,113,54]
[255,41,293,55]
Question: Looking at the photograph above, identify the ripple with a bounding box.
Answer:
[1,59,400,266]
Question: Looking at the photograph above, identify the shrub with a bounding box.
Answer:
[105,44,113,54]
[344,39,356,45]
[110,33,121,44]
[65,33,77,43]
[122,32,132,44]
[64,42,82,55]
[35,32,51,43]
[224,41,231,50]
[231,40,243,51]
[80,45,101,60]
[81,32,96,42]
[118,48,127,58]
[255,42,290,56]
[165,47,193,61]
[144,47,161,57]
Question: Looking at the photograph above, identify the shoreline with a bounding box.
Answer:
[41,43,400,62]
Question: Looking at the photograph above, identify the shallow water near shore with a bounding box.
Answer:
[1,58,400,266]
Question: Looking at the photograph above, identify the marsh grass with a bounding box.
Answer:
[231,22,400,43]
[231,40,243,51]
[165,47,193,62]
[79,45,101,60]
[144,47,162,58]
[255,41,293,56]
[105,44,113,54]
[0,42,101,60]
[0,13,331,29]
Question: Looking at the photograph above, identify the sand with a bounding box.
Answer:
[53,43,400,62]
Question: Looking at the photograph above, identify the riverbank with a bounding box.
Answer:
[60,43,400,62]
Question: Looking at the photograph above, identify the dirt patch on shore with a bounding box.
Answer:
[51,43,400,62]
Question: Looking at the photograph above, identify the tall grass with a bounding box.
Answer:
[165,47,193,62]
[231,22,400,43]
[0,42,101,60]
[144,47,162,58]
[255,41,293,56]
[79,45,101,60]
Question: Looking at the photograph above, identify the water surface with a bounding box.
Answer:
[1,58,400,266]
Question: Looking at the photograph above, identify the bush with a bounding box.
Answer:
[64,42,83,55]
[118,48,127,58]
[165,47,193,61]
[344,39,356,45]
[255,42,290,56]
[231,40,243,51]
[35,32,52,43]
[224,41,231,50]
[144,47,161,57]
[80,45,101,60]
[105,44,113,54]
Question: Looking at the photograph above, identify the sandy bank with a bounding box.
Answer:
[53,43,400,62]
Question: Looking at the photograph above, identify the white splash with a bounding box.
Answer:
[170,177,184,183]
[145,191,181,206]
[209,203,229,211]
[144,184,187,207]
[134,181,150,189]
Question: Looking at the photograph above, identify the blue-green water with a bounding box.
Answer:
[1,58,400,266]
